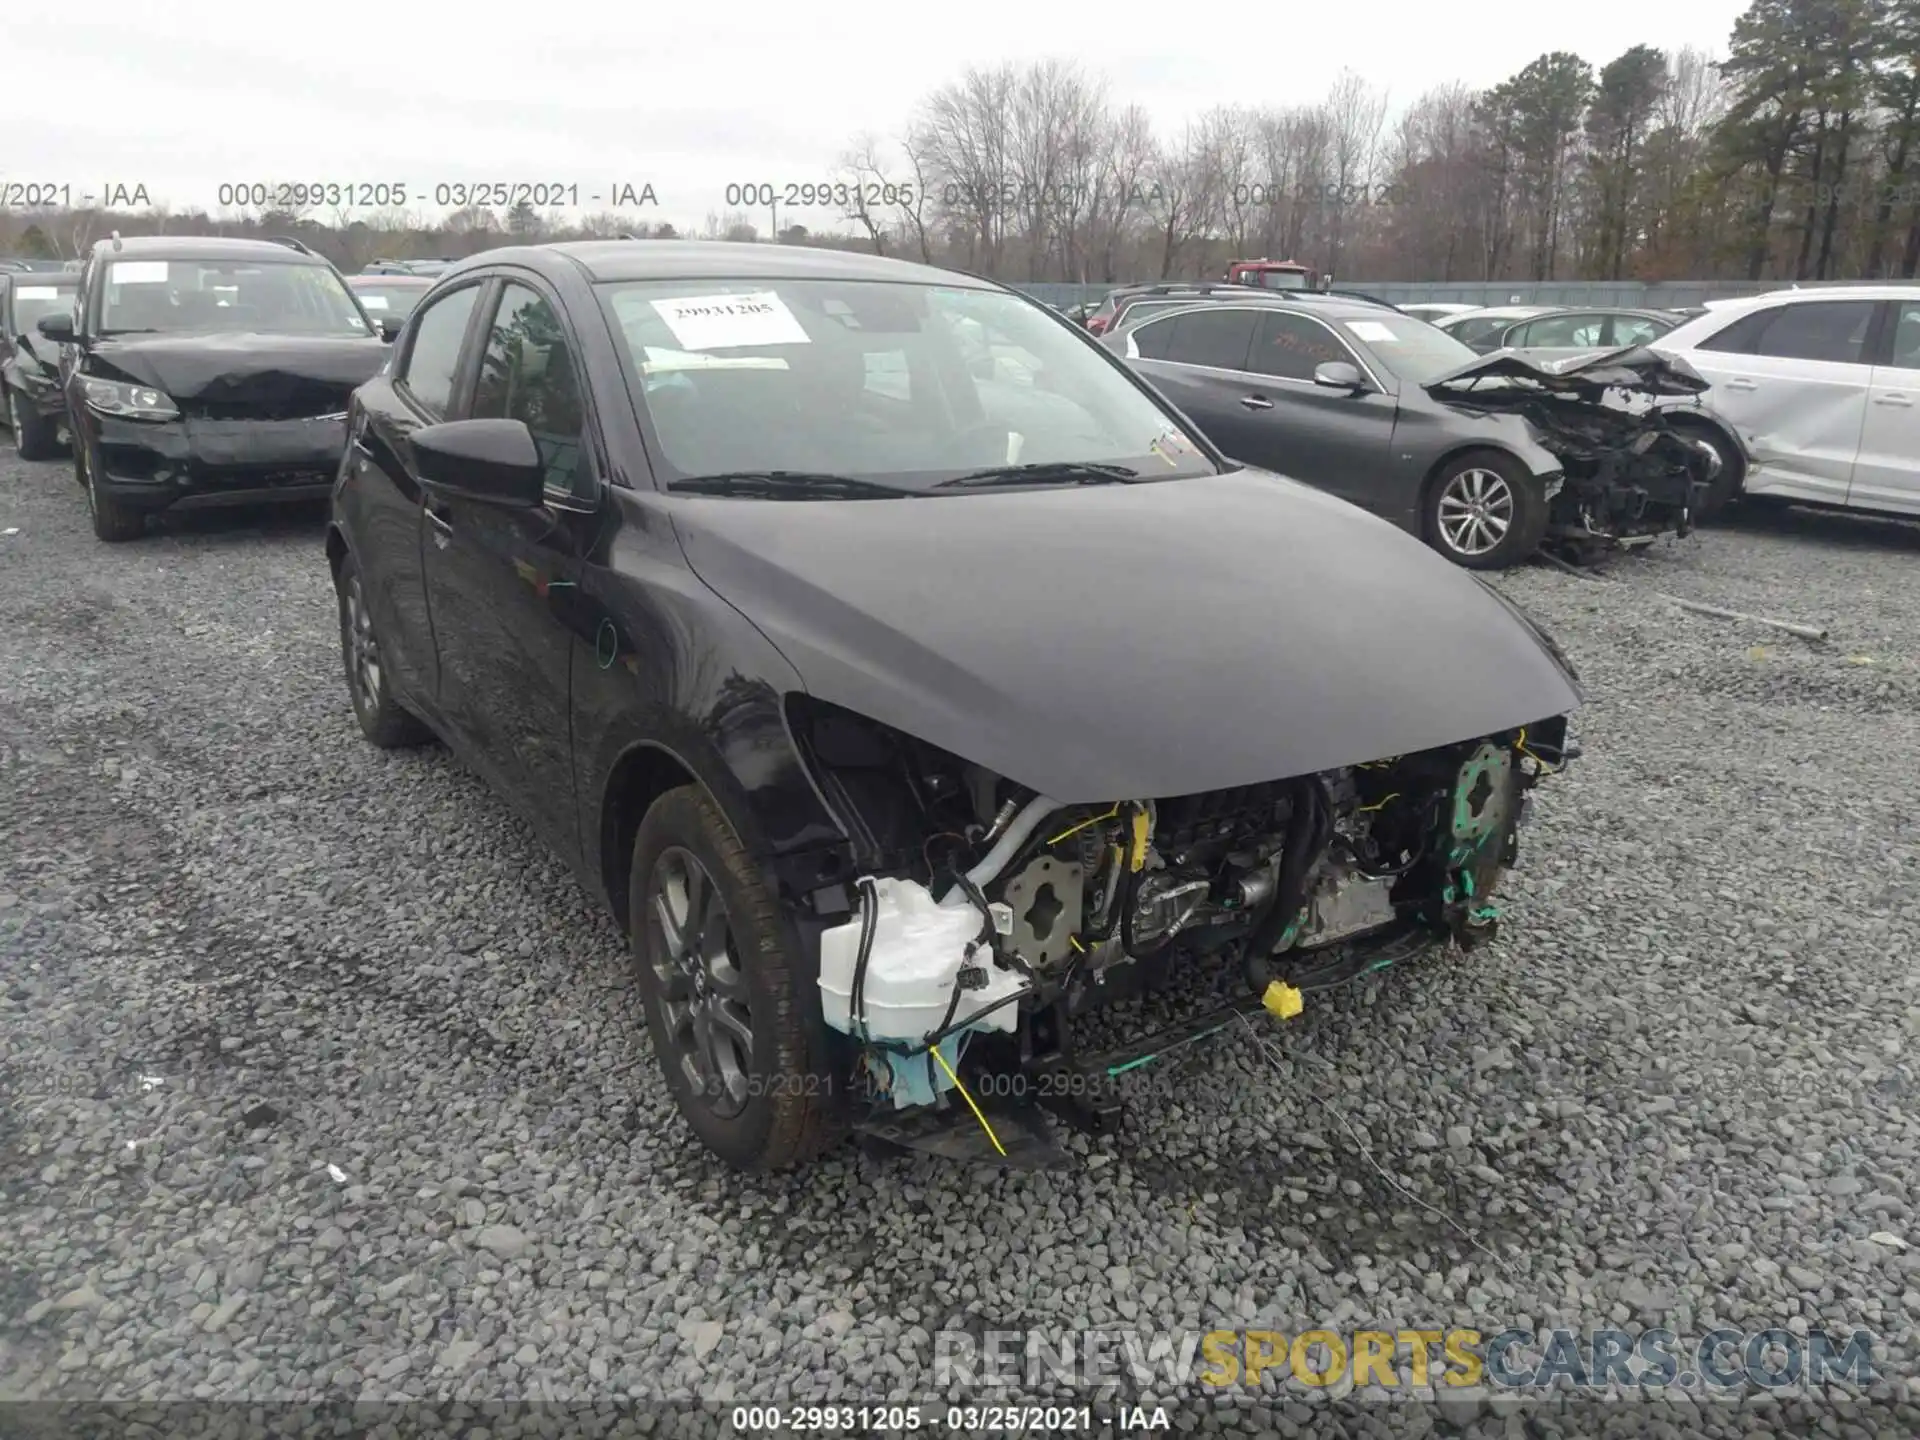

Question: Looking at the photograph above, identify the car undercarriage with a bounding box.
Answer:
[790,697,1576,1164]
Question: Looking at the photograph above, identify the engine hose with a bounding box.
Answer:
[848,876,879,1042]
[1244,778,1331,966]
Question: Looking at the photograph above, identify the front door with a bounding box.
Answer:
[420,275,603,865]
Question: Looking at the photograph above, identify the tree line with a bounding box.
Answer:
[3,0,1914,285]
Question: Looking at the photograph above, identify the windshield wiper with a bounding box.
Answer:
[934,461,1140,490]
[665,470,920,500]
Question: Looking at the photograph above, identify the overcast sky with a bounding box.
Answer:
[9,0,1751,234]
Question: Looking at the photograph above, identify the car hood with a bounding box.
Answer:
[670,470,1583,803]
[1424,344,1711,399]
[85,333,389,415]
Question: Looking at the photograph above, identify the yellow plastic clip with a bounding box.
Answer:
[1261,980,1304,1020]
[1129,807,1151,871]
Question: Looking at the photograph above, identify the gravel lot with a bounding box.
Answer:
[3,450,1919,1436]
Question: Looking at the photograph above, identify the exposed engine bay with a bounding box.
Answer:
[1427,346,1719,559]
[791,697,1575,1134]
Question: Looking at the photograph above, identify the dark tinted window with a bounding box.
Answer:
[1162,309,1257,370]
[1128,316,1176,360]
[1696,308,1776,354]
[1248,312,1352,381]
[1886,302,1920,370]
[1751,301,1874,364]
[471,282,588,500]
[399,284,480,417]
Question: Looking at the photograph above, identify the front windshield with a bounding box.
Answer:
[350,283,428,320]
[1338,314,1482,384]
[98,258,372,337]
[10,283,76,338]
[599,278,1218,488]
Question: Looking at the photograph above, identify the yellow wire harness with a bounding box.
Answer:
[931,1045,1007,1157]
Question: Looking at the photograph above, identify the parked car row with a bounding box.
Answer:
[4,235,1585,1171]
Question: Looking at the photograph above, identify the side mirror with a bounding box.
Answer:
[379,316,403,342]
[37,313,76,343]
[1313,360,1367,392]
[410,418,546,508]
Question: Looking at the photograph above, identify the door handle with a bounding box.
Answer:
[1240,395,1274,410]
[1872,392,1913,406]
[1726,378,1759,391]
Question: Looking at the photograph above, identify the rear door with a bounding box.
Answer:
[1121,307,1261,457]
[1679,298,1875,504]
[1850,299,1920,515]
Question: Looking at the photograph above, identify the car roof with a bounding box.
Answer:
[1113,294,1405,329]
[88,234,331,263]
[442,240,997,291]
[1703,283,1920,309]
[347,273,433,286]
[1443,305,1554,321]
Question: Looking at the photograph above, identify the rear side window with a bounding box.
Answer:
[400,284,481,417]
[1162,309,1258,370]
[1516,313,1607,348]
[1128,317,1176,360]
[1610,315,1671,346]
[1449,316,1510,349]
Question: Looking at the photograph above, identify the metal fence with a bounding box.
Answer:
[1010,278,1920,310]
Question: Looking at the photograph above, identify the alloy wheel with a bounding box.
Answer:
[1437,467,1515,557]
[342,572,384,713]
[645,846,755,1118]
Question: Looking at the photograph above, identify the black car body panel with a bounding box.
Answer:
[0,275,76,421]
[670,472,1581,804]
[56,237,388,513]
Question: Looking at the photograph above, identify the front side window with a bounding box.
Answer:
[1885,302,1920,370]
[1751,301,1875,365]
[1248,312,1352,381]
[399,284,481,418]
[599,278,1216,488]
[96,258,372,337]
[471,282,589,500]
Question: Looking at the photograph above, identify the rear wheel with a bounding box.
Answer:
[334,551,432,748]
[76,434,145,542]
[1424,451,1548,569]
[8,389,59,462]
[629,784,840,1171]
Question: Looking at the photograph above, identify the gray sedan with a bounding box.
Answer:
[1104,296,1716,567]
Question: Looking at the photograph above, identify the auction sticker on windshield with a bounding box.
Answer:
[110,261,169,284]
[17,286,59,299]
[650,291,809,350]
[1346,320,1398,343]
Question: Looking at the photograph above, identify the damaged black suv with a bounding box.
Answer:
[329,240,1582,1172]
[38,235,390,541]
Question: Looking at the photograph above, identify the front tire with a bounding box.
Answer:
[1424,450,1548,569]
[334,551,432,748]
[629,784,840,1171]
[1675,420,1745,520]
[76,433,145,542]
[8,389,59,462]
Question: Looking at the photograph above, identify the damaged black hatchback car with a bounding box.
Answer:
[39,235,390,541]
[1106,297,1719,568]
[329,240,1582,1172]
